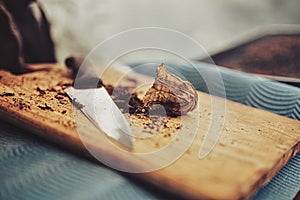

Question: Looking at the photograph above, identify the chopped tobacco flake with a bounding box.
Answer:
[55,94,64,100]
[36,87,46,96]
[0,92,15,97]
[72,98,84,109]
[38,103,54,111]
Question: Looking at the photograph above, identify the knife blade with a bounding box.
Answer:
[65,86,133,149]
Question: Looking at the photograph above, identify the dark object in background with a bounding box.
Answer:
[200,28,300,87]
[0,0,55,74]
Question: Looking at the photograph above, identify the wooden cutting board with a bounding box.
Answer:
[0,64,299,199]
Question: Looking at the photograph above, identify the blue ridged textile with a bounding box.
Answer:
[1,62,299,200]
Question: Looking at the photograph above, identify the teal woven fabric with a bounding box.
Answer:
[1,62,299,200]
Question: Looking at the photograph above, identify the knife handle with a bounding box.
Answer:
[65,55,85,79]
[65,56,103,89]
[73,77,103,89]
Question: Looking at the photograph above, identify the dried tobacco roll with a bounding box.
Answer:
[141,64,198,116]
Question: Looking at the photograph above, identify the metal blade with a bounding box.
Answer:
[65,87,133,149]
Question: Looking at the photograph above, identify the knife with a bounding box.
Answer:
[65,85,133,149]
[64,57,133,149]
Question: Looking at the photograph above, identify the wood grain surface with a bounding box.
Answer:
[0,64,299,199]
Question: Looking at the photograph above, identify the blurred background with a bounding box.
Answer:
[42,0,300,62]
